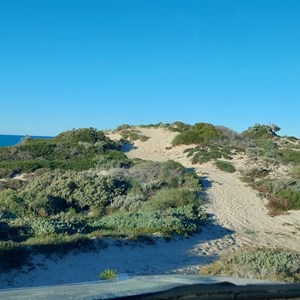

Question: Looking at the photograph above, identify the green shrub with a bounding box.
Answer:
[92,204,206,236]
[281,149,300,165]
[95,150,131,169]
[200,248,300,283]
[276,189,300,210]
[23,233,94,255]
[251,179,300,215]
[0,179,27,191]
[214,161,236,173]
[119,129,149,142]
[147,188,199,211]
[241,124,277,139]
[128,160,201,191]
[291,166,300,180]
[172,123,221,145]
[99,269,117,280]
[169,121,191,132]
[0,189,28,217]
[186,145,233,164]
[110,194,146,211]
[0,169,17,179]
[19,171,130,213]
[242,167,270,179]
[29,218,89,235]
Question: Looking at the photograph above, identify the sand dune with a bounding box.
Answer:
[1,127,299,289]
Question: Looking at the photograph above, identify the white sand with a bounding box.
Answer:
[1,127,299,289]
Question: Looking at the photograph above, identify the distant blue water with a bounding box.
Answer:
[0,134,52,147]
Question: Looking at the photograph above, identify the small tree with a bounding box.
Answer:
[269,124,281,134]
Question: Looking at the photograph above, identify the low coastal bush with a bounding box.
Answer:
[172,123,221,145]
[200,248,300,283]
[241,124,278,140]
[119,129,149,142]
[92,204,207,236]
[185,145,233,164]
[250,179,300,215]
[214,161,236,173]
[281,149,300,165]
[99,269,117,280]
[20,171,130,213]
[146,188,199,210]
[291,166,300,180]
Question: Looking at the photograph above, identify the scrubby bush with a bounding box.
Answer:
[250,179,300,215]
[116,124,131,131]
[0,169,18,179]
[95,151,131,169]
[241,124,278,139]
[281,149,300,165]
[99,269,117,280]
[119,129,149,142]
[200,248,300,283]
[146,188,199,211]
[0,189,28,217]
[214,161,236,173]
[276,189,300,210]
[185,145,233,164]
[169,121,191,132]
[127,160,201,191]
[241,167,270,180]
[0,179,27,190]
[92,204,206,236]
[291,166,300,179]
[19,171,130,214]
[30,218,89,235]
[172,123,221,145]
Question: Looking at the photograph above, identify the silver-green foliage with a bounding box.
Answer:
[201,248,300,283]
[30,217,88,235]
[127,160,201,190]
[93,204,206,235]
[20,171,129,213]
[146,188,199,211]
[110,194,146,211]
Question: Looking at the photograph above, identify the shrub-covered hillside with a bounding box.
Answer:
[0,128,206,270]
[170,122,300,215]
[0,128,129,174]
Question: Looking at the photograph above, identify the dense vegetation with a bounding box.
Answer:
[172,122,222,145]
[0,128,206,270]
[0,128,130,173]
[200,248,300,283]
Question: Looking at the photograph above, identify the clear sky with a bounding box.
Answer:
[0,0,299,137]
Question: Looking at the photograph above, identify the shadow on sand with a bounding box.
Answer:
[120,141,137,152]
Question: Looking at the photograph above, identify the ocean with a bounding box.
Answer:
[0,134,52,147]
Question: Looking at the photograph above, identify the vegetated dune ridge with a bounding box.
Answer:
[0,127,299,289]
[109,127,300,250]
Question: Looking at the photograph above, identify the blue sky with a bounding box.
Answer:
[0,0,299,137]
